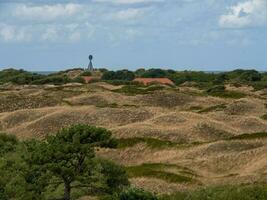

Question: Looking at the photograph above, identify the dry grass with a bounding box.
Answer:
[0,82,267,193]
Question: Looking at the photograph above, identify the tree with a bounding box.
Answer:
[0,133,18,155]
[26,125,118,200]
[102,70,135,81]
[141,69,167,78]
[103,188,158,200]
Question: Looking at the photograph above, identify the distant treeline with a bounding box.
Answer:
[0,68,267,90]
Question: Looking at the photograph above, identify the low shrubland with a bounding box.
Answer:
[160,184,267,200]
[228,132,267,140]
[113,85,165,95]
[125,163,195,184]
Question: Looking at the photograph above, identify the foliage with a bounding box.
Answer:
[117,137,181,149]
[80,71,92,76]
[126,164,193,184]
[198,104,227,113]
[31,74,72,85]
[0,133,18,155]
[103,188,158,200]
[98,159,130,193]
[25,125,118,200]
[261,114,267,120]
[0,68,45,85]
[141,68,168,78]
[205,86,246,99]
[160,184,267,200]
[206,85,225,93]
[114,85,165,96]
[228,132,267,140]
[104,80,144,86]
[102,70,135,81]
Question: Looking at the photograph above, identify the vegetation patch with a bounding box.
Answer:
[261,114,267,120]
[208,90,246,99]
[198,104,227,113]
[159,184,267,200]
[228,132,267,140]
[117,137,182,149]
[126,163,194,184]
[113,85,165,96]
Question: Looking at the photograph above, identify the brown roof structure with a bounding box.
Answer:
[82,76,98,83]
[133,78,174,85]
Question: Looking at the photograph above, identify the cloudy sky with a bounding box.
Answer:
[0,0,266,71]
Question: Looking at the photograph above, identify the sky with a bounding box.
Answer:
[0,0,267,71]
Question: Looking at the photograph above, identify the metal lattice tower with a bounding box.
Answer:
[87,55,94,71]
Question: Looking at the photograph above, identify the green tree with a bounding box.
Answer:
[141,69,167,78]
[102,70,135,81]
[26,125,118,200]
[0,133,18,155]
[103,188,158,200]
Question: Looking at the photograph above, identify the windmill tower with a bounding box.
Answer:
[87,55,94,71]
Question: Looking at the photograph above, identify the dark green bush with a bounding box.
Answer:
[102,70,135,81]
[31,75,71,85]
[160,184,267,200]
[103,188,158,200]
[80,71,92,76]
[141,68,168,78]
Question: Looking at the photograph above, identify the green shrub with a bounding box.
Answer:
[228,132,267,140]
[114,85,164,95]
[126,164,193,184]
[31,75,71,85]
[80,71,92,76]
[141,68,168,78]
[206,85,225,93]
[0,133,18,155]
[98,159,130,193]
[102,70,135,81]
[118,137,180,149]
[119,188,158,200]
[160,184,267,200]
[198,104,227,113]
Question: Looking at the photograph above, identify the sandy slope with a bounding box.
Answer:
[0,82,266,193]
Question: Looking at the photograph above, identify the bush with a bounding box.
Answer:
[206,85,225,93]
[102,70,135,81]
[160,184,267,200]
[80,71,92,76]
[103,188,158,200]
[0,133,18,155]
[98,159,130,193]
[31,75,71,85]
[141,68,167,78]
[0,68,45,85]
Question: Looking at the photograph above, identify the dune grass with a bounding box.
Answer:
[228,132,267,140]
[207,91,246,99]
[126,163,195,184]
[159,184,267,200]
[198,104,227,113]
[113,85,165,95]
[261,114,267,120]
[117,137,182,149]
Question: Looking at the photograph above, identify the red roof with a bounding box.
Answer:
[82,76,96,83]
[133,78,174,85]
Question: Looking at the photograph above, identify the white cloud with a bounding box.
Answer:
[112,8,145,20]
[0,24,30,42]
[13,3,83,22]
[93,0,163,4]
[41,27,59,41]
[219,0,267,28]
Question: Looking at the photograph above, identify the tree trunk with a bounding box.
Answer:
[64,181,71,200]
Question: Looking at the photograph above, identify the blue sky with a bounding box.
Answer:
[0,0,266,71]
